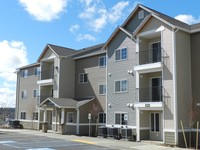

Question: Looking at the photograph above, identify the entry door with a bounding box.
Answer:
[151,42,161,63]
[48,111,53,130]
[150,112,162,141]
[151,78,162,102]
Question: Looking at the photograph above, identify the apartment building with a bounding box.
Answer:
[16,4,200,147]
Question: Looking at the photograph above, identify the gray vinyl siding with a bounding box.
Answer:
[176,31,192,129]
[107,30,136,126]
[18,65,39,121]
[191,32,200,125]
[124,8,150,33]
[59,58,75,98]
[75,54,106,112]
[140,17,175,129]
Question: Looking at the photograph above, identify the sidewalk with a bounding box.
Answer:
[0,129,188,150]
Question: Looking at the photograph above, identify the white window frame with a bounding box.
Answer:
[99,84,106,95]
[33,89,39,98]
[99,112,106,124]
[34,67,40,76]
[115,80,128,93]
[21,90,28,99]
[79,73,88,84]
[20,112,26,120]
[99,56,106,68]
[67,112,73,123]
[115,48,127,61]
[114,113,128,125]
[33,112,38,120]
[21,69,28,78]
[138,10,144,19]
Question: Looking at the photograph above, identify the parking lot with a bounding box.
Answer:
[0,129,186,150]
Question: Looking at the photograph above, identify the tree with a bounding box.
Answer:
[89,100,101,137]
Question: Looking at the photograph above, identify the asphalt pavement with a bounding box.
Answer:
[0,129,188,150]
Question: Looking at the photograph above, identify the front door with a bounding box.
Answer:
[151,78,162,102]
[47,111,53,130]
[149,112,162,141]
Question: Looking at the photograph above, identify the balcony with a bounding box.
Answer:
[135,86,163,110]
[134,48,164,73]
[37,69,54,86]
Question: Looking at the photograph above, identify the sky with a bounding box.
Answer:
[0,0,200,108]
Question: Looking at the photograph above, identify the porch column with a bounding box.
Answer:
[76,108,80,135]
[61,108,65,124]
[38,109,41,129]
[136,107,140,142]
[44,107,47,122]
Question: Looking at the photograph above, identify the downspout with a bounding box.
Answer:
[15,70,20,120]
[173,27,179,145]
[76,107,80,135]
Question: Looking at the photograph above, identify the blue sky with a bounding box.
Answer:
[0,0,200,107]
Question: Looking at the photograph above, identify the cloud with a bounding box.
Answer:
[175,14,200,25]
[76,34,96,41]
[0,40,29,107]
[19,0,68,22]
[108,1,129,23]
[79,1,131,32]
[69,24,80,33]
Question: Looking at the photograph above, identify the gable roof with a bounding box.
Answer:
[38,97,95,108]
[103,4,200,49]
[37,44,76,62]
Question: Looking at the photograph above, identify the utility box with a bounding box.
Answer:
[98,126,107,138]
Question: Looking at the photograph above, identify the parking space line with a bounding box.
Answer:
[72,139,96,145]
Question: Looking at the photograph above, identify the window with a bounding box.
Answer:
[99,56,106,67]
[115,80,128,92]
[99,113,106,124]
[33,89,39,98]
[115,48,127,61]
[67,112,73,123]
[21,70,28,78]
[34,67,40,76]
[115,113,128,125]
[99,84,106,95]
[21,112,26,119]
[151,113,160,132]
[21,90,27,99]
[79,73,88,84]
[33,112,38,120]
[138,10,144,19]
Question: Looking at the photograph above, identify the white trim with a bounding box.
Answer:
[134,62,162,74]
[37,79,54,85]
[164,129,175,132]
[114,79,128,93]
[67,112,74,123]
[57,58,60,98]
[136,36,139,53]
[134,102,163,110]
[172,28,178,145]
[78,73,88,84]
[136,72,139,88]
[99,56,106,68]
[106,52,108,127]
[136,108,140,141]
[98,84,106,95]
[138,27,163,37]
[18,119,39,123]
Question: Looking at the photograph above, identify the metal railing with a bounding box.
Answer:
[40,69,54,80]
[137,86,163,102]
[136,48,170,65]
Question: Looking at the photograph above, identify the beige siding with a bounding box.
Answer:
[165,132,175,145]
[59,58,75,98]
[41,47,56,60]
[176,31,192,129]
[107,30,136,126]
[75,54,106,112]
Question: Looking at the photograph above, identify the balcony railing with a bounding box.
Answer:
[40,69,54,80]
[137,48,162,65]
[138,86,163,102]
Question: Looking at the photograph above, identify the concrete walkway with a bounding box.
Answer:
[0,129,188,150]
